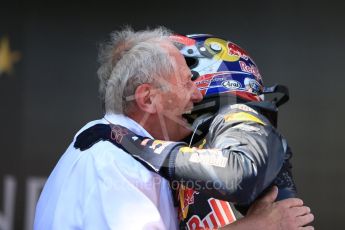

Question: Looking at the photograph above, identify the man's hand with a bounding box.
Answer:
[221,186,314,230]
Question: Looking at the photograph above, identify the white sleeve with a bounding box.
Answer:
[83,144,168,230]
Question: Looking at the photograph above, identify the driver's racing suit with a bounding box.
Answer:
[176,102,296,229]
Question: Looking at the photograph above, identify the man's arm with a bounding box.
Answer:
[170,114,286,205]
[74,121,285,206]
[195,109,297,212]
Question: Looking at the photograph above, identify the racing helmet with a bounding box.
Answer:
[170,34,264,103]
[170,34,289,129]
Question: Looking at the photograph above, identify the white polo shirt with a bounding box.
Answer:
[34,113,178,230]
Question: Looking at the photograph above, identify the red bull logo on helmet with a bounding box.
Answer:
[239,61,262,80]
[228,42,249,60]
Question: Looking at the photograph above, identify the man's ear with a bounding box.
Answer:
[134,84,157,113]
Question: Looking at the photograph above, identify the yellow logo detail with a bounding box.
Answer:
[204,38,240,62]
[224,112,265,125]
[179,147,194,154]
[0,36,21,76]
[198,138,207,149]
[151,140,172,154]
[151,140,165,148]
[178,185,189,219]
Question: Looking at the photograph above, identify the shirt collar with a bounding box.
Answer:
[103,113,153,138]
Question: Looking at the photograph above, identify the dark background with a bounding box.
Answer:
[1,0,344,229]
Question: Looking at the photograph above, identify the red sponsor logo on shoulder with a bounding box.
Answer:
[183,188,198,207]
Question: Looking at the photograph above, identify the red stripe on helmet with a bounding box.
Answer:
[169,34,196,46]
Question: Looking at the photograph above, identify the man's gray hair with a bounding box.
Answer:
[97,26,175,114]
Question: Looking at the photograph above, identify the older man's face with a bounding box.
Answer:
[152,43,203,141]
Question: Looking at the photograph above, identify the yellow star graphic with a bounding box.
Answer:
[0,36,21,76]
